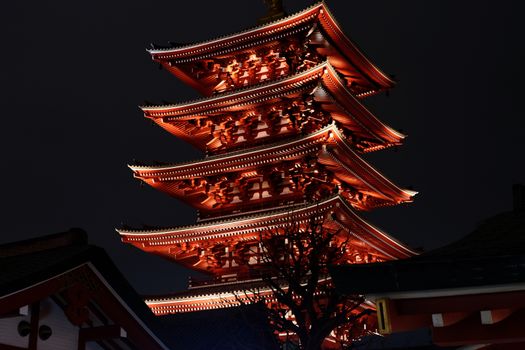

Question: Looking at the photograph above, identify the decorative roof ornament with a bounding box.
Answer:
[258,0,287,24]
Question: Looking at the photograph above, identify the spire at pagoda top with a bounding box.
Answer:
[148,2,395,96]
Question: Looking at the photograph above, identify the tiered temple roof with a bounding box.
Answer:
[144,274,376,317]
[145,277,277,315]
[130,124,414,217]
[143,278,376,317]
[148,2,394,96]
[142,62,405,154]
[118,195,416,275]
[122,1,417,320]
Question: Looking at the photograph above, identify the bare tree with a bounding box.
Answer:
[239,215,374,350]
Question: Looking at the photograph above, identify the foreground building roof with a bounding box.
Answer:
[330,188,525,348]
[331,209,525,296]
[0,229,169,350]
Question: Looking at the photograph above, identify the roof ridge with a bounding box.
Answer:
[0,228,87,258]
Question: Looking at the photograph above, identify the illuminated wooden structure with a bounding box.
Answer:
[119,1,416,331]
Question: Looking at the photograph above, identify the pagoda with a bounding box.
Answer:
[119,0,416,326]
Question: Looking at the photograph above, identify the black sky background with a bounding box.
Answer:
[1,0,524,294]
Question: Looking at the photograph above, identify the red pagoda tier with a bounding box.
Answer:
[143,275,377,316]
[142,62,405,155]
[148,2,394,97]
[121,1,417,321]
[118,195,416,276]
[129,123,414,218]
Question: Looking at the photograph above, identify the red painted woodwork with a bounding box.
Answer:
[121,3,417,331]
[142,62,404,154]
[433,308,525,346]
[148,3,395,96]
[119,195,416,275]
[394,291,525,315]
[130,124,414,218]
[377,291,525,347]
[143,277,377,317]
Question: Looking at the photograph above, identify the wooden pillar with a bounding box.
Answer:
[28,302,40,350]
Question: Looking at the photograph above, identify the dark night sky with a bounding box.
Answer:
[1,1,524,294]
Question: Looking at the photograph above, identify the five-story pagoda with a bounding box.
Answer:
[118,1,416,319]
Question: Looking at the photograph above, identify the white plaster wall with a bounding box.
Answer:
[37,297,79,350]
[1,298,122,350]
[0,312,30,348]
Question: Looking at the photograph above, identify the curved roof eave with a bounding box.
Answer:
[127,124,414,205]
[117,194,416,258]
[328,127,416,202]
[147,2,394,90]
[140,62,404,145]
